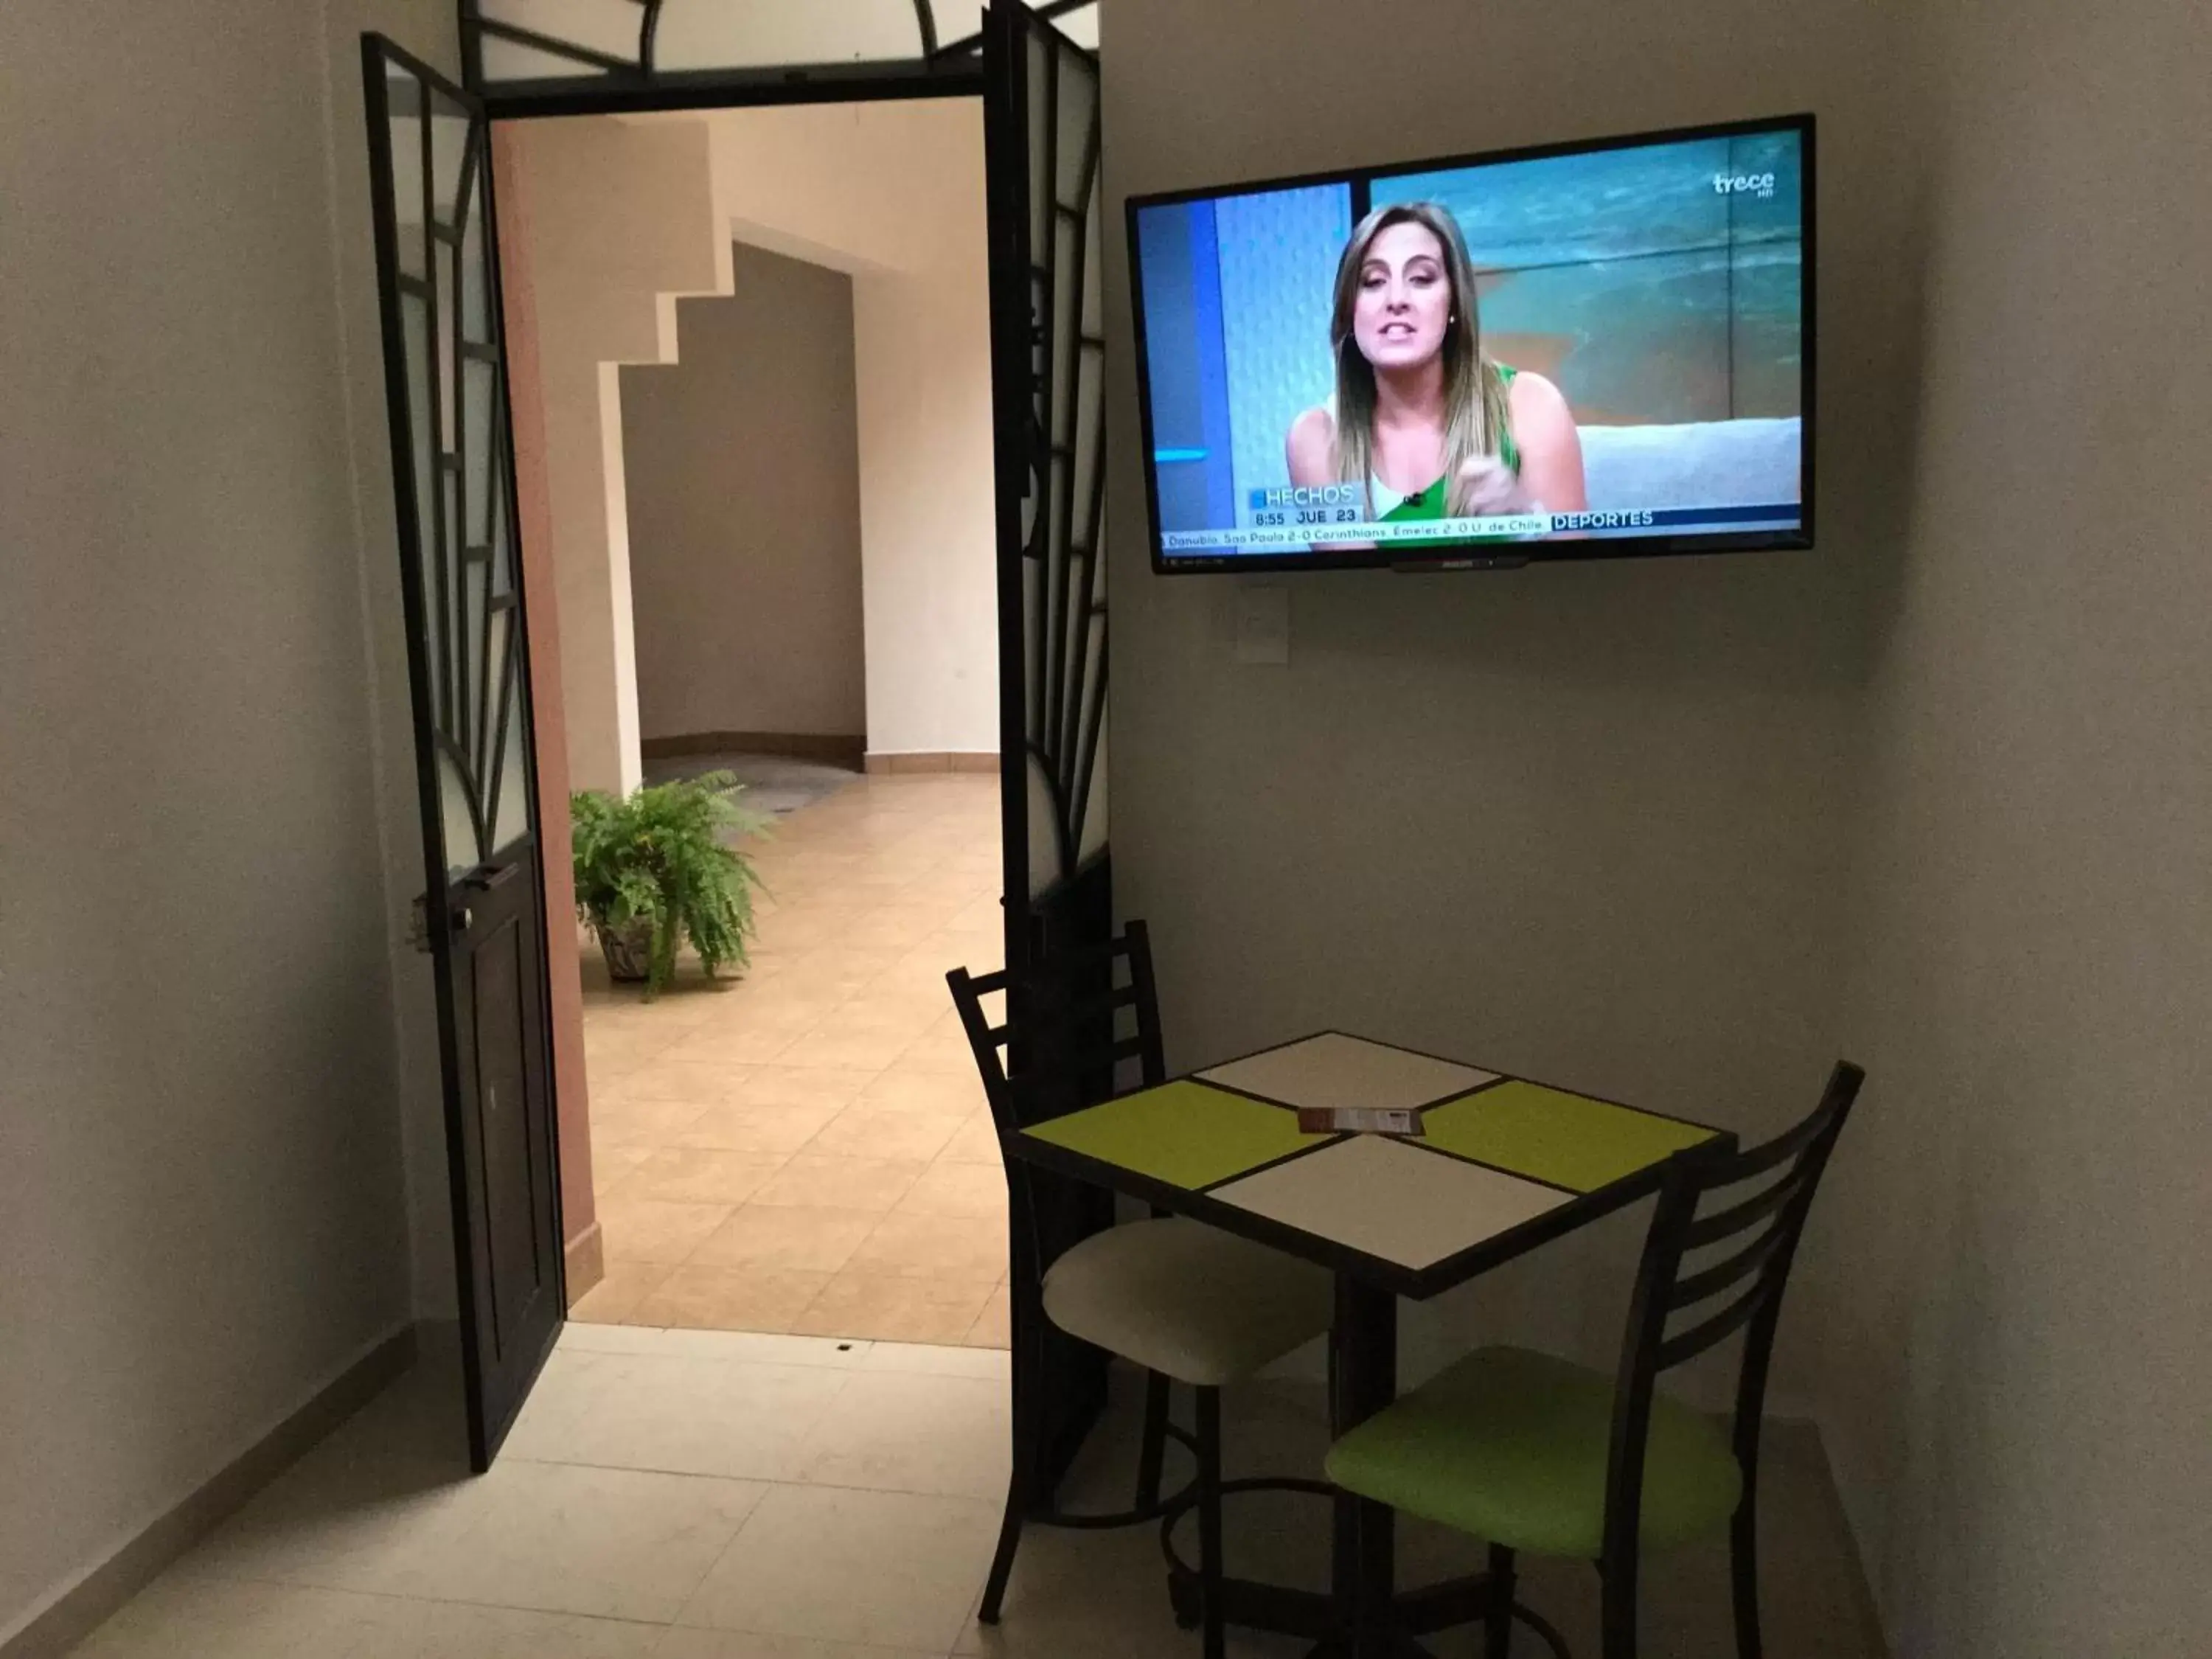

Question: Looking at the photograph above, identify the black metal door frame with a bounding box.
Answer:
[365,0,1110,1469]
[363,32,566,1470]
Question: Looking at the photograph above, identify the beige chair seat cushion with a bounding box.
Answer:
[1040,1217,1333,1388]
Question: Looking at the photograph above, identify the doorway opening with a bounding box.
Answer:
[494,98,1011,1348]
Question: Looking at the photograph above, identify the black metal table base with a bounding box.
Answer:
[1161,1479,1571,1656]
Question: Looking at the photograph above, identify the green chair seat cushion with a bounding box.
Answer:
[1323,1346,1743,1559]
[1041,1217,1333,1388]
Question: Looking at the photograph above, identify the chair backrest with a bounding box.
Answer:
[945,918,1166,1141]
[945,919,1168,1287]
[1601,1060,1865,1577]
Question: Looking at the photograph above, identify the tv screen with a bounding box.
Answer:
[1128,115,1814,572]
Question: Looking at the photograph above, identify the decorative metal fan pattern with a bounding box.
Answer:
[375,60,536,880]
[459,0,1097,83]
[1009,18,1107,896]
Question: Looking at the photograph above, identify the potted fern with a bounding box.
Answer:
[571,770,768,998]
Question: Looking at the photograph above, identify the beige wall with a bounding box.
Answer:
[1103,0,1920,1380]
[500,116,728,796]
[707,104,999,757]
[1809,0,2212,1650]
[623,243,867,743]
[0,0,452,1637]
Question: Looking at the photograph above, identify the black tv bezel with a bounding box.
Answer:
[1125,112,1817,576]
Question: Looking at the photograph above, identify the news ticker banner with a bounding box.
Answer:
[1160,501,1801,553]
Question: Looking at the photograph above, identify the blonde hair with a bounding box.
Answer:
[1328,202,1512,515]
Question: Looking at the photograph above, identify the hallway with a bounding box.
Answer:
[573,770,1010,1347]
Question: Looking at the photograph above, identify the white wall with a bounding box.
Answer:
[501,116,728,796]
[1809,1,2212,1650]
[707,102,998,757]
[0,0,451,1635]
[1102,0,1921,1380]
[623,243,869,744]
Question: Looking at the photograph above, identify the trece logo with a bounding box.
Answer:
[1713,171,1778,200]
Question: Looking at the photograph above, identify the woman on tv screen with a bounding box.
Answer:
[1285,202,1587,538]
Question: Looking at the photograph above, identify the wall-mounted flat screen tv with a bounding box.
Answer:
[1128,114,1814,572]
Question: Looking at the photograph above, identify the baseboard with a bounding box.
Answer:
[0,1324,418,1659]
[864,751,999,775]
[564,1220,605,1307]
[641,730,864,771]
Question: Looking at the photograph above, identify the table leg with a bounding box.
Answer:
[1330,1273,1398,1659]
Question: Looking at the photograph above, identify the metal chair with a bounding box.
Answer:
[948,921,1335,1658]
[1326,1061,1865,1658]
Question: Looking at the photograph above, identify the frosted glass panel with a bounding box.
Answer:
[463,359,495,544]
[1077,711,1107,866]
[481,36,611,78]
[1027,754,1062,898]
[440,747,479,879]
[382,66,428,279]
[490,654,532,855]
[478,0,1098,84]
[481,0,641,59]
[657,0,921,72]
[428,95,470,224]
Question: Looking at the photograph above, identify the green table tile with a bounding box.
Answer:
[1422,1082,1717,1193]
[1021,1079,1335,1191]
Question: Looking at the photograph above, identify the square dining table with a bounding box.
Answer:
[1004,1029,1731,1658]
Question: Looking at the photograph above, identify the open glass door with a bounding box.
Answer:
[982,0,1113,1482]
[362,33,564,1470]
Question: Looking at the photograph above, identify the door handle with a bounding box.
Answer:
[408,894,473,951]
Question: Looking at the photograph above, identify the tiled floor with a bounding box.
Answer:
[574,771,1010,1349]
[71,1328,1886,1658]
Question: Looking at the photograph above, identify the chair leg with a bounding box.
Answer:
[1195,1386,1225,1659]
[1599,1556,1638,1659]
[1731,1489,1763,1659]
[979,1297,1043,1625]
[1485,1543,1516,1659]
[1135,1369,1171,1510]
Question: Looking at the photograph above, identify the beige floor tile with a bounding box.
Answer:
[590,1144,655,1186]
[894,1162,1009,1220]
[674,1101,847,1155]
[962,1286,1012,1350]
[776,1024,925,1072]
[843,1211,1008,1282]
[790,1370,1009,1501]
[935,1111,1003,1165]
[818,992,943,1038]
[612,1060,759,1107]
[804,1104,967,1163]
[372,1459,765,1623]
[594,1196,736,1266]
[569,1262,675,1324]
[588,1096,720,1149]
[631,1266,834,1335]
[770,950,907,1001]
[661,1024,810,1066]
[891,1016,978,1075]
[751,1155,928,1212]
[856,1343,1009,1380]
[607,1149,790,1207]
[857,1067,986,1116]
[688,1205,884,1274]
[729,1065,879,1112]
[676,1484,999,1652]
[656,1632,940,1659]
[502,1349,852,1481]
[793,1271,998,1346]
